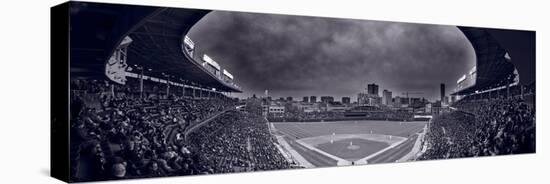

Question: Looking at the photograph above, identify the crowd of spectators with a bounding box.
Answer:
[419,97,535,160]
[69,80,289,181]
[188,111,290,173]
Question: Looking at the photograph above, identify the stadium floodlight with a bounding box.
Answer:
[203,54,221,70]
[457,75,466,84]
[223,69,234,80]
[184,35,195,49]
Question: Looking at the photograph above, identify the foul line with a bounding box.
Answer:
[295,139,351,166]
[271,124,315,168]
[296,134,407,166]
[355,136,408,165]
[397,124,428,162]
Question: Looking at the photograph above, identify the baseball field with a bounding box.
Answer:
[272,120,427,167]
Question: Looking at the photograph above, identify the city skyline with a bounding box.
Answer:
[240,82,445,104]
[188,11,476,101]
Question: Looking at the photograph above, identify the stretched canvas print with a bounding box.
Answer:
[51,1,536,182]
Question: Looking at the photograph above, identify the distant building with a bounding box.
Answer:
[310,96,317,103]
[263,105,285,114]
[302,96,309,103]
[296,102,321,113]
[286,96,293,102]
[425,103,432,113]
[410,97,422,108]
[357,93,369,104]
[440,83,446,102]
[358,93,381,106]
[370,97,382,106]
[399,97,409,106]
[342,97,351,104]
[367,83,379,97]
[326,102,347,112]
[382,89,392,106]
[320,96,334,103]
[393,96,402,107]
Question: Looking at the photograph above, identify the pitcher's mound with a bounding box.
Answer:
[347,144,360,150]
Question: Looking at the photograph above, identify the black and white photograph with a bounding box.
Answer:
[3,0,550,183]
[49,1,539,182]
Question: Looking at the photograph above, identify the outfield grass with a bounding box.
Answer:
[317,138,388,161]
[273,120,427,166]
[274,120,426,139]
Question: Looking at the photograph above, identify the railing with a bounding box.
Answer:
[182,107,237,141]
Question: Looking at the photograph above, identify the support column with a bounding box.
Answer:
[521,85,524,99]
[111,84,115,97]
[507,85,510,99]
[166,82,170,98]
[182,86,185,97]
[140,69,144,99]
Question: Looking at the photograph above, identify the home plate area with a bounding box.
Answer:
[296,134,407,165]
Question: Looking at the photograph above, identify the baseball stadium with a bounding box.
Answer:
[53,1,535,182]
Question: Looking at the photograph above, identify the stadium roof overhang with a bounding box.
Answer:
[69,2,241,92]
[68,2,533,95]
[452,27,519,95]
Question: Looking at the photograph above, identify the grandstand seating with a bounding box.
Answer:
[69,79,288,181]
[419,96,535,160]
[188,111,290,173]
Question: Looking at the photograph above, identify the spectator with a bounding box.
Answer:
[69,79,288,181]
[419,97,535,160]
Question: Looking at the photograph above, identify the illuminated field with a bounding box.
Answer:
[317,138,388,161]
[273,120,427,167]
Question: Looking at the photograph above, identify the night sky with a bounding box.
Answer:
[187,11,476,101]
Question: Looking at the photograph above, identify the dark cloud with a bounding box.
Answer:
[187,11,475,101]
